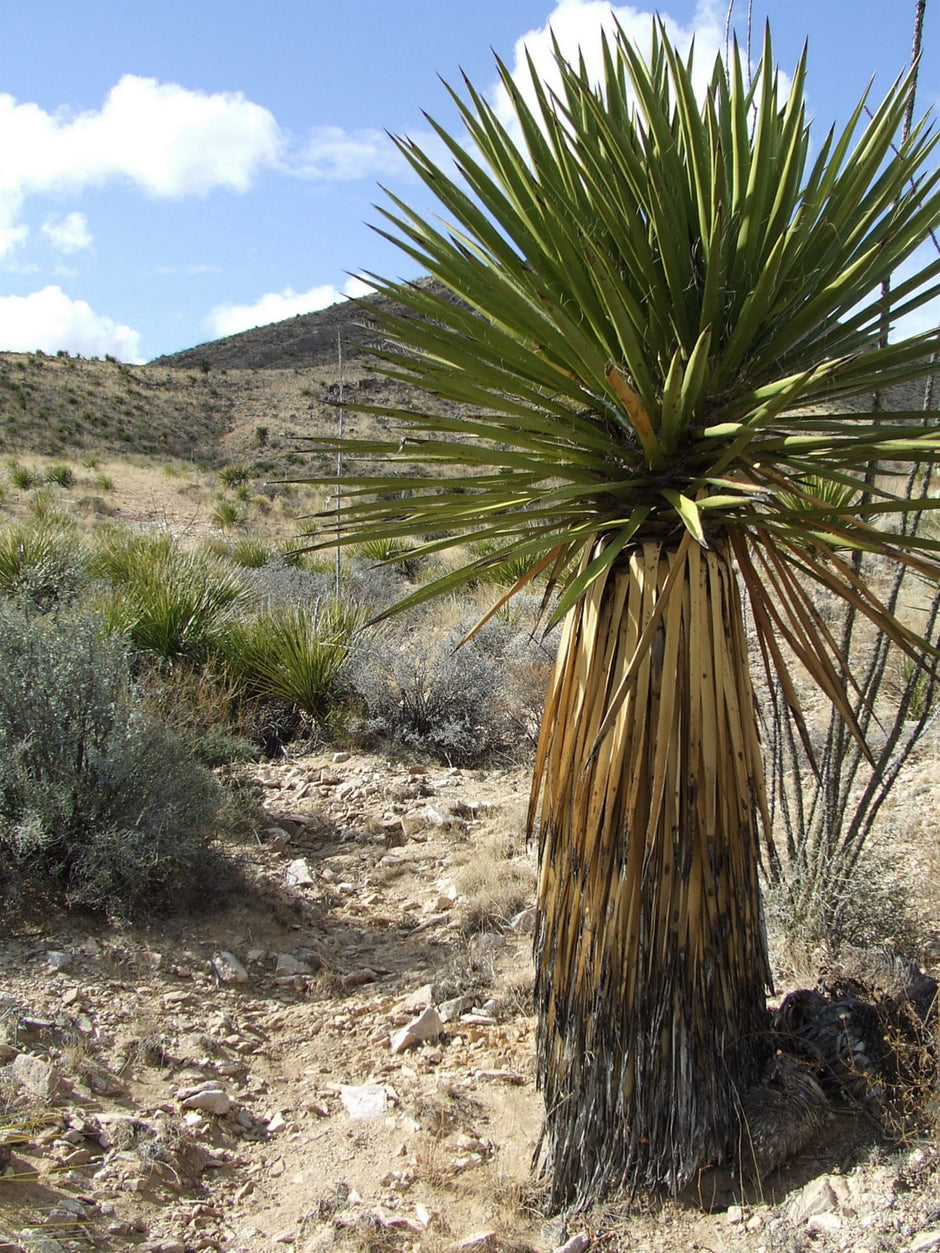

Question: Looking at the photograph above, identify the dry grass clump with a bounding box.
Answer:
[453,830,536,934]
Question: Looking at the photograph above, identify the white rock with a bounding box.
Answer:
[726,1205,745,1225]
[454,1234,501,1253]
[373,1207,423,1232]
[395,984,435,1014]
[554,1237,591,1253]
[439,995,474,1023]
[45,950,71,970]
[7,1052,69,1101]
[908,1232,940,1253]
[785,1176,840,1224]
[18,1232,68,1253]
[275,953,310,976]
[285,857,315,886]
[180,1087,233,1115]
[509,906,537,933]
[212,951,248,984]
[340,1084,388,1121]
[390,1007,444,1054]
[806,1213,842,1233]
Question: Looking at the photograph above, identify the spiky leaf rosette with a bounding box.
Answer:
[298,20,940,1203]
[303,24,940,707]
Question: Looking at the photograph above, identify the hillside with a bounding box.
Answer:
[0,293,409,474]
[2,280,938,474]
[150,290,393,373]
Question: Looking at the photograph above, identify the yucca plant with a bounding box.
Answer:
[220,599,366,716]
[0,517,88,610]
[298,23,940,1205]
[94,532,246,665]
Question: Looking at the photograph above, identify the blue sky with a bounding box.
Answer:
[0,0,936,362]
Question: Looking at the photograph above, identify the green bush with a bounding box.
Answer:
[211,498,247,531]
[0,519,89,610]
[46,463,75,488]
[355,536,424,580]
[202,535,273,569]
[218,463,254,488]
[221,599,366,717]
[0,607,223,918]
[8,462,41,490]
[93,532,245,664]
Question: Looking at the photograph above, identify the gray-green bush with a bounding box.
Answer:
[0,607,223,918]
[343,617,534,766]
[0,519,89,610]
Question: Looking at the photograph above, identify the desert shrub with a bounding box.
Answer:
[0,607,223,918]
[46,463,74,488]
[0,519,89,610]
[136,655,255,766]
[8,462,41,490]
[344,611,557,766]
[240,557,332,608]
[190,726,259,768]
[454,831,537,933]
[492,616,558,751]
[218,463,254,488]
[467,538,550,588]
[764,844,922,974]
[355,536,424,580]
[24,488,66,523]
[343,618,514,766]
[210,498,247,531]
[221,599,366,718]
[204,535,274,569]
[239,554,402,614]
[93,532,245,664]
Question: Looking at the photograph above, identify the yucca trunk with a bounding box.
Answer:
[531,538,773,1205]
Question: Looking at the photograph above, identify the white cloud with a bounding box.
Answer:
[0,75,282,200]
[293,126,406,180]
[491,1,725,132]
[41,211,92,253]
[0,76,426,261]
[151,263,223,276]
[0,75,283,260]
[207,276,374,338]
[0,286,142,360]
[0,222,28,257]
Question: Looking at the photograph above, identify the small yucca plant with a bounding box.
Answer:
[95,532,246,665]
[297,21,940,1205]
[220,599,366,717]
[0,518,88,610]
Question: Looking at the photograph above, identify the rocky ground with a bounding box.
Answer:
[2,748,940,1253]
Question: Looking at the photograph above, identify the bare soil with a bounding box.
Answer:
[2,744,940,1253]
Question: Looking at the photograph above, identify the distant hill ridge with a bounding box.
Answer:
[150,284,433,372]
[152,280,940,421]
